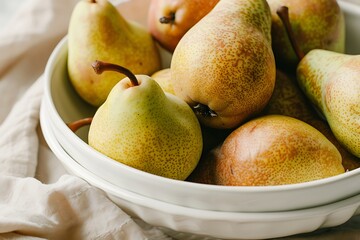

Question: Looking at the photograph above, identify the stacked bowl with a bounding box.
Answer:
[40,1,360,239]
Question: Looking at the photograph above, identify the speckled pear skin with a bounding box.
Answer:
[88,75,203,180]
[297,50,360,158]
[68,0,161,107]
[150,68,175,95]
[267,0,345,70]
[214,115,344,186]
[170,0,276,129]
[264,70,360,171]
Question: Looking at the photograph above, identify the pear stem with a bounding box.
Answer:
[92,60,139,86]
[67,117,93,132]
[276,6,305,61]
[159,12,175,24]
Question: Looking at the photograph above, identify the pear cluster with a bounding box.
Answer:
[66,0,359,186]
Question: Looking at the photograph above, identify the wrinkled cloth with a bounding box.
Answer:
[0,0,359,239]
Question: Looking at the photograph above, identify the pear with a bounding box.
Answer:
[67,0,162,107]
[186,145,221,185]
[264,70,316,123]
[213,115,344,186]
[264,70,360,171]
[170,0,276,129]
[297,50,360,158]
[267,0,345,70]
[150,68,175,95]
[87,61,203,180]
[147,0,219,52]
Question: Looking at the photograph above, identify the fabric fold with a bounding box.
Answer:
[0,175,169,240]
[0,78,43,178]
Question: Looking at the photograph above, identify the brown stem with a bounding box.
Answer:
[92,60,139,86]
[67,117,93,132]
[276,6,305,61]
[159,12,175,24]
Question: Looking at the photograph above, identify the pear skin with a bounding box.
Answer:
[147,0,219,52]
[297,50,360,158]
[88,62,203,180]
[267,0,345,70]
[150,68,175,94]
[170,0,276,129]
[214,115,344,186]
[264,70,360,171]
[264,70,316,123]
[68,0,162,107]
[186,145,221,185]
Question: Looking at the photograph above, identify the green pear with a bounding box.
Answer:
[267,0,345,70]
[214,115,344,186]
[264,70,360,171]
[88,61,203,180]
[297,50,360,158]
[67,0,162,107]
[170,0,276,129]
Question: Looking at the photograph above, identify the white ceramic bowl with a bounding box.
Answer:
[40,103,360,240]
[42,0,360,213]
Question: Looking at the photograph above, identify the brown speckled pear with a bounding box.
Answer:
[88,61,202,180]
[170,0,276,129]
[68,0,161,107]
[214,115,344,186]
[267,0,345,70]
[263,70,360,171]
[297,50,360,158]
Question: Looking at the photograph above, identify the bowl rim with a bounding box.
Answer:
[43,36,360,195]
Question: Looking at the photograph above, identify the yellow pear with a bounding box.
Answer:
[297,50,360,158]
[150,68,175,95]
[88,61,202,180]
[68,0,162,107]
[267,0,345,70]
[214,115,344,186]
[170,0,276,129]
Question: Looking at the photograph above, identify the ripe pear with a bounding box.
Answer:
[297,50,360,158]
[264,70,360,171]
[88,61,203,180]
[170,0,276,129]
[186,145,221,185]
[147,0,219,52]
[264,70,316,123]
[214,115,344,186]
[67,0,162,107]
[150,68,175,94]
[267,0,345,70]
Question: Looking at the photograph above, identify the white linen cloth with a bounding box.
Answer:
[0,0,358,239]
